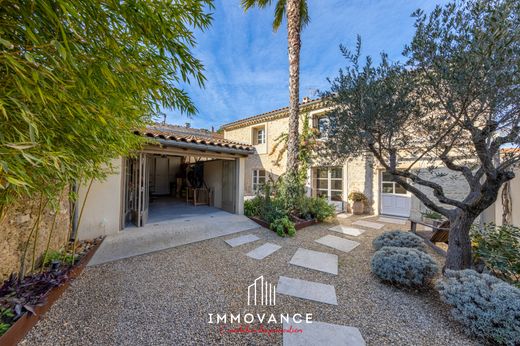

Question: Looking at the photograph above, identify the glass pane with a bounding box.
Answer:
[259,169,266,177]
[395,183,407,194]
[331,180,343,190]
[316,179,328,189]
[258,177,266,184]
[318,117,329,134]
[382,182,394,193]
[315,168,328,178]
[382,172,393,182]
[331,190,343,201]
[330,167,342,179]
[317,189,329,198]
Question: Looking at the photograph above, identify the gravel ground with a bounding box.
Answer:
[21,215,480,346]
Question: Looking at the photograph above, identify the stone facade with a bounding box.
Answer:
[223,101,474,219]
[0,189,70,280]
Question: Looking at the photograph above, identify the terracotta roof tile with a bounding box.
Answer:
[135,123,253,151]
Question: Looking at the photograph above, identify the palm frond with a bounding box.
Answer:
[272,0,286,31]
[241,0,273,11]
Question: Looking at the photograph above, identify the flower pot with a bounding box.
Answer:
[352,201,364,215]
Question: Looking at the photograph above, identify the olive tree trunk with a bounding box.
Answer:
[285,0,301,172]
[445,210,477,270]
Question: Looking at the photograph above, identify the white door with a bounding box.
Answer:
[313,167,344,212]
[380,172,411,217]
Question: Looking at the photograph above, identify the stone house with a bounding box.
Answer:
[221,97,480,220]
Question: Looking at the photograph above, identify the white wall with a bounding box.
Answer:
[203,160,223,208]
[494,167,520,227]
[76,158,123,240]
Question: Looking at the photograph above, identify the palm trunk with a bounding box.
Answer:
[286,0,301,172]
[445,210,476,270]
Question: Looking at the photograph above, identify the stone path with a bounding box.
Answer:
[223,219,367,345]
[315,235,360,253]
[289,248,338,275]
[246,242,281,260]
[225,234,260,247]
[328,225,365,236]
[336,213,350,219]
[283,319,366,346]
[377,216,406,225]
[277,276,338,305]
[352,220,385,229]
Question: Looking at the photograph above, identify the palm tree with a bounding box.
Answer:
[241,0,310,173]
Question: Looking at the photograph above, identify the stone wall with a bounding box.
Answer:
[0,190,70,281]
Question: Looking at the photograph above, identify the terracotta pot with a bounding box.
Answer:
[352,201,364,215]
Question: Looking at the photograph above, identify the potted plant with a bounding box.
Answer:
[348,192,367,215]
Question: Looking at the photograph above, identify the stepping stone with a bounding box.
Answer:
[328,225,365,236]
[277,276,337,305]
[352,220,385,229]
[377,217,406,225]
[225,234,260,247]
[289,248,338,275]
[246,242,281,260]
[336,213,350,219]
[315,235,360,253]
[283,319,365,346]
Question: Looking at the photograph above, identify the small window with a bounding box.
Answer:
[382,172,408,195]
[252,169,266,192]
[253,127,266,145]
[315,115,330,138]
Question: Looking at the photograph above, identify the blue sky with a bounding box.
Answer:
[165,0,448,130]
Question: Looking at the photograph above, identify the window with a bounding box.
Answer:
[252,169,266,192]
[253,127,266,145]
[381,172,407,195]
[313,114,330,139]
[314,167,343,201]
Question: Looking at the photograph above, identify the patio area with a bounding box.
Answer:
[23,215,477,345]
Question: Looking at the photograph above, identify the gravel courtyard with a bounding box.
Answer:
[22,215,479,346]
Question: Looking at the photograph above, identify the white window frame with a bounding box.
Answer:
[253,127,266,145]
[381,172,408,195]
[314,167,343,201]
[252,169,266,192]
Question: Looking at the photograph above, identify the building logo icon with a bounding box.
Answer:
[247,276,276,306]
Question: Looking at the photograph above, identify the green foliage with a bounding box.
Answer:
[298,196,335,222]
[421,210,443,220]
[241,0,310,32]
[270,216,296,237]
[0,307,15,336]
[348,191,367,203]
[372,231,426,251]
[437,270,520,345]
[276,172,306,212]
[0,0,213,208]
[244,198,261,217]
[371,246,438,287]
[42,249,76,267]
[471,224,520,287]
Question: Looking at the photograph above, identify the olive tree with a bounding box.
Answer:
[324,0,519,270]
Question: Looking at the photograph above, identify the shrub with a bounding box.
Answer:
[372,230,425,251]
[348,191,367,203]
[270,216,296,237]
[244,197,261,217]
[371,246,438,287]
[42,249,76,267]
[471,224,520,287]
[436,270,520,345]
[297,196,335,221]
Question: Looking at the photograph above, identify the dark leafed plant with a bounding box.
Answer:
[324,0,520,270]
[472,224,520,287]
[0,270,68,324]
